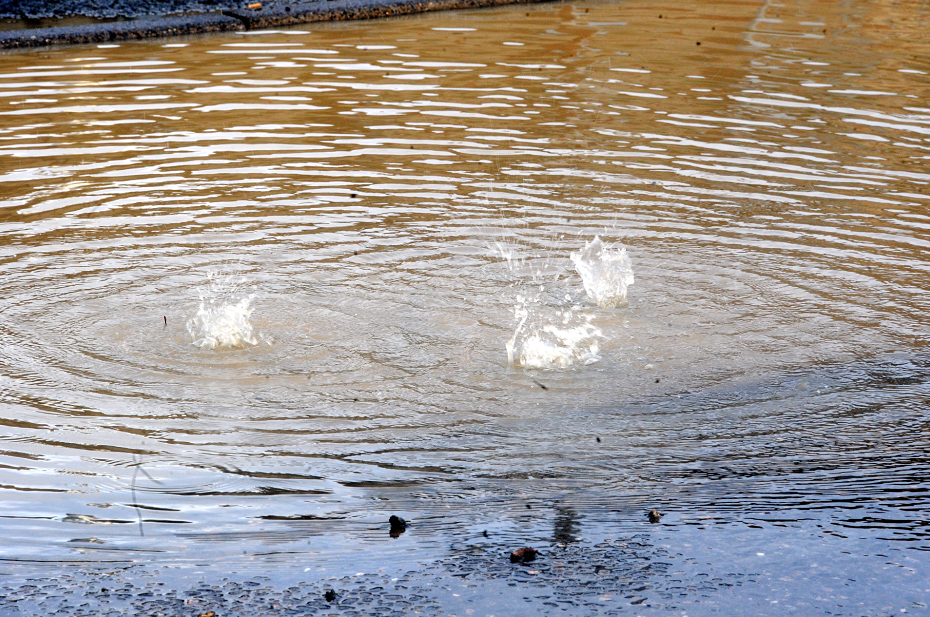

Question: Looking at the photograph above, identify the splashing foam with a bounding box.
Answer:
[506,296,602,371]
[570,236,634,308]
[502,236,633,370]
[187,274,259,350]
[519,321,602,370]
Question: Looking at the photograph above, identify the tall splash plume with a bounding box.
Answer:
[570,236,634,308]
[187,273,259,350]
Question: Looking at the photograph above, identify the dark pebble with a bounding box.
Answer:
[389,515,407,536]
[510,547,538,563]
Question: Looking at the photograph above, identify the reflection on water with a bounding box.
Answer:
[553,506,580,545]
[0,0,928,610]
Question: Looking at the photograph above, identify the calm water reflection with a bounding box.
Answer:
[0,0,927,608]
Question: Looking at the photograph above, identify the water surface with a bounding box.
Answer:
[0,0,928,613]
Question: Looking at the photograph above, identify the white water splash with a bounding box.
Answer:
[519,320,602,369]
[503,264,602,370]
[187,274,259,350]
[570,236,634,308]
[505,294,529,367]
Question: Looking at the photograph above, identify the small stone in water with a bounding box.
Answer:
[648,509,662,523]
[389,515,407,536]
[510,547,538,563]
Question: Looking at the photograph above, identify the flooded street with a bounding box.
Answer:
[0,0,928,613]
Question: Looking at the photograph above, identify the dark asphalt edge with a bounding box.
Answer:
[0,12,243,48]
[0,0,555,49]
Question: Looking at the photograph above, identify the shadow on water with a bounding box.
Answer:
[553,505,581,545]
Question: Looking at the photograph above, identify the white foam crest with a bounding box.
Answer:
[187,273,259,350]
[570,236,634,308]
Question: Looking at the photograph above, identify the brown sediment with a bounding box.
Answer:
[0,0,555,49]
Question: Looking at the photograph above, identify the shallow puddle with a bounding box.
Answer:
[0,0,928,613]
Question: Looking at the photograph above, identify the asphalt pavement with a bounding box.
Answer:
[0,0,547,48]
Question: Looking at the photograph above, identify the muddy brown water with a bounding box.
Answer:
[0,0,928,614]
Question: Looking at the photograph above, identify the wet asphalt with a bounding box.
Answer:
[0,532,725,616]
[0,0,549,49]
